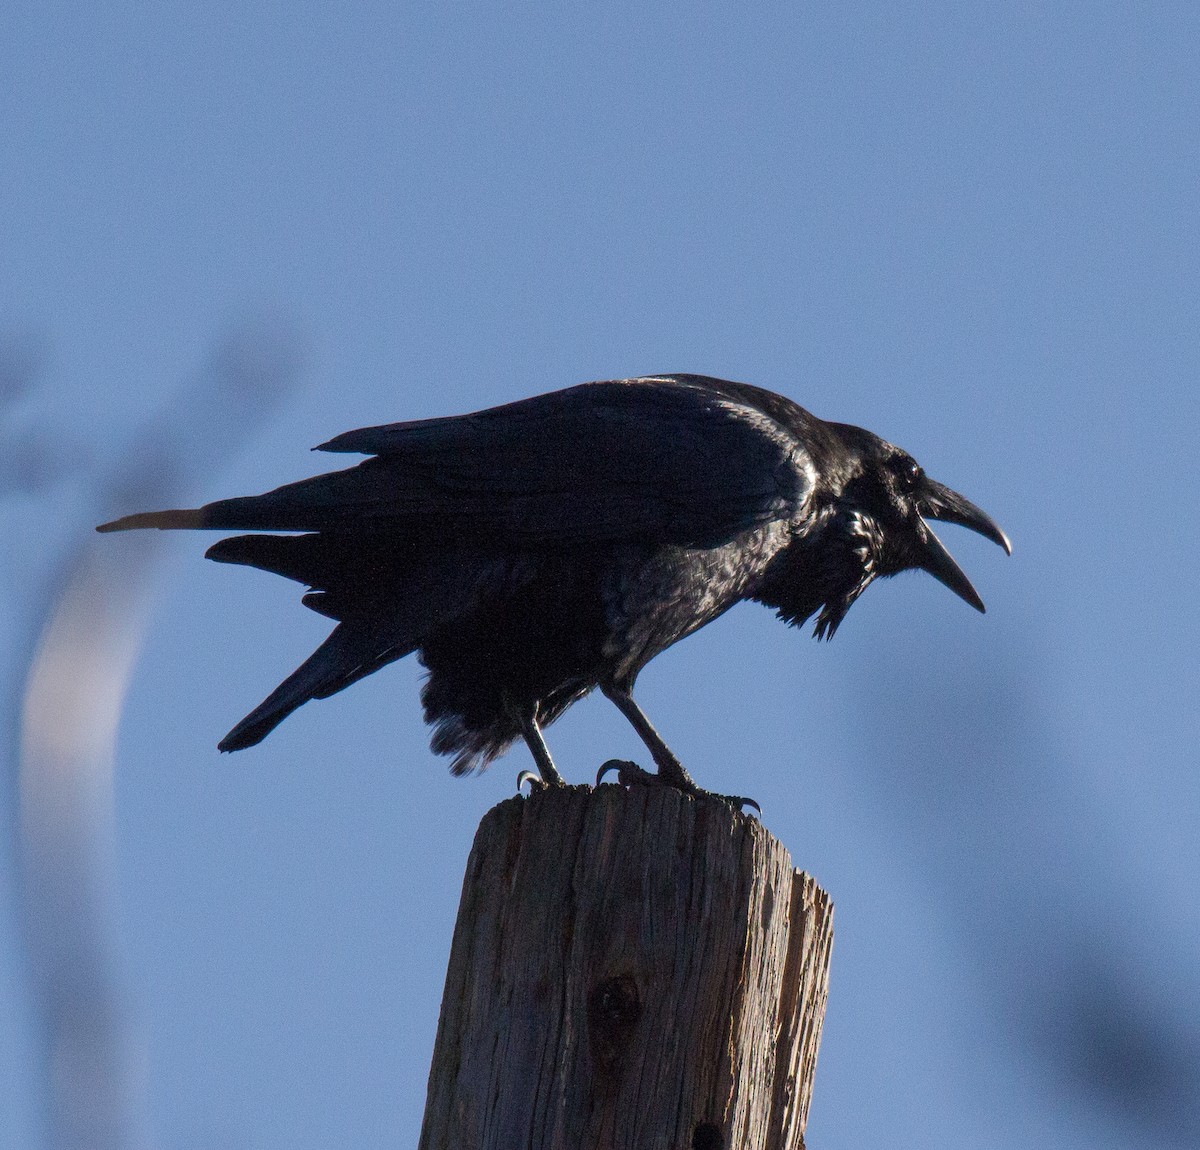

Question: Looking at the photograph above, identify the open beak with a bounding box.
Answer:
[915,479,1011,613]
[916,523,986,612]
[919,478,1012,555]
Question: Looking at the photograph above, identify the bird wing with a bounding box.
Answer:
[310,376,811,546]
[98,376,814,548]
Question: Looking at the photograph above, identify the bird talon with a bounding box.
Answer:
[677,785,762,815]
[516,769,544,795]
[595,759,649,787]
[595,759,760,814]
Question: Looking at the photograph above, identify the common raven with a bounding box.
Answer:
[99,375,1009,802]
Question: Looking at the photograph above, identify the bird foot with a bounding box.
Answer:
[595,759,761,815]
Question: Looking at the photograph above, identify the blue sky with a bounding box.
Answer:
[3,4,1198,1147]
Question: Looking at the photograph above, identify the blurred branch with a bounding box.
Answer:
[0,334,87,498]
[0,330,45,410]
[3,321,305,1150]
[847,628,1200,1146]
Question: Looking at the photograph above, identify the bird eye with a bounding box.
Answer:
[898,458,922,489]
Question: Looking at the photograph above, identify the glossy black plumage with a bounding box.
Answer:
[98,374,1009,793]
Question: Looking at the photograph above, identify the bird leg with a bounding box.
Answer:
[517,711,567,792]
[597,684,760,814]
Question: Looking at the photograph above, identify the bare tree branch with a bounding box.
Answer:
[4,322,305,1149]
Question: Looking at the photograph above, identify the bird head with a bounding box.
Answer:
[813,423,1011,635]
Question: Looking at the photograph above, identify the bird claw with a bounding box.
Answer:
[595,759,653,787]
[516,769,546,795]
[595,759,761,816]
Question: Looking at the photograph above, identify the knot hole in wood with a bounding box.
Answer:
[691,1121,725,1149]
[587,973,642,1088]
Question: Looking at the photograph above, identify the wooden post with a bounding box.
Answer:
[419,784,833,1150]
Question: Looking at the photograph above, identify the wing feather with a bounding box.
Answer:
[311,376,812,546]
[101,377,815,549]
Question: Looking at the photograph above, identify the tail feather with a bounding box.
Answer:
[97,509,207,532]
[218,622,415,751]
[205,532,443,623]
[96,494,303,533]
[205,533,333,585]
[98,461,391,536]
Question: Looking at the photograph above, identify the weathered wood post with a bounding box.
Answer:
[419,784,832,1150]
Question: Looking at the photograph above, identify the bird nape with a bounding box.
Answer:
[98,374,1010,808]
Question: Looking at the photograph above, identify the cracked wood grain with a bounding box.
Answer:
[419,784,832,1150]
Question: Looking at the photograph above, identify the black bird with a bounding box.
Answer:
[98,375,1009,803]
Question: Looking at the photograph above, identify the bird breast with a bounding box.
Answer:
[599,520,794,682]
